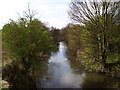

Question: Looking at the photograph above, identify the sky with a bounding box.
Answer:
[0,0,71,29]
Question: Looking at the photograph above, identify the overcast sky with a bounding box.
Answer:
[0,0,71,29]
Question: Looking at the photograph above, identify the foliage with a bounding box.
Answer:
[65,24,83,56]
[2,17,54,72]
[50,27,61,43]
[68,0,120,73]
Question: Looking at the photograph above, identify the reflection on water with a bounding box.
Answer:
[82,73,120,88]
[37,42,120,88]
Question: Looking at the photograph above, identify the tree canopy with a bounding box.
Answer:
[2,8,54,73]
[68,0,120,72]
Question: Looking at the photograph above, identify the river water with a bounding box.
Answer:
[37,42,120,88]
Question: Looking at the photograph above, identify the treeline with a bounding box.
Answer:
[50,27,68,43]
[62,0,120,78]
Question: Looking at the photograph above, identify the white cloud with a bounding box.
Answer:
[41,18,70,29]
[0,0,29,28]
[56,4,68,9]
[0,0,71,29]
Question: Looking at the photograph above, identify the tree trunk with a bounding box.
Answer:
[22,58,31,74]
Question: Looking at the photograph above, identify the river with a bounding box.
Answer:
[37,42,120,88]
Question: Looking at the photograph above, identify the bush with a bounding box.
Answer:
[2,18,54,72]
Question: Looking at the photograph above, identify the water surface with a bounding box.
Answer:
[37,42,120,88]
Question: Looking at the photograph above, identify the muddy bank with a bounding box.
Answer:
[2,62,37,89]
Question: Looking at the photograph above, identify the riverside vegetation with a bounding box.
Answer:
[65,0,120,78]
[2,7,58,89]
[1,0,120,89]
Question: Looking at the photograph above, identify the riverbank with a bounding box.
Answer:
[1,42,120,88]
[2,62,37,89]
[68,48,120,80]
[0,80,9,89]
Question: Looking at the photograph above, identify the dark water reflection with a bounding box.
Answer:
[37,42,120,88]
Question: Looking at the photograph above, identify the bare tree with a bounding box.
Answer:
[68,0,120,70]
[23,3,38,23]
[69,0,119,24]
